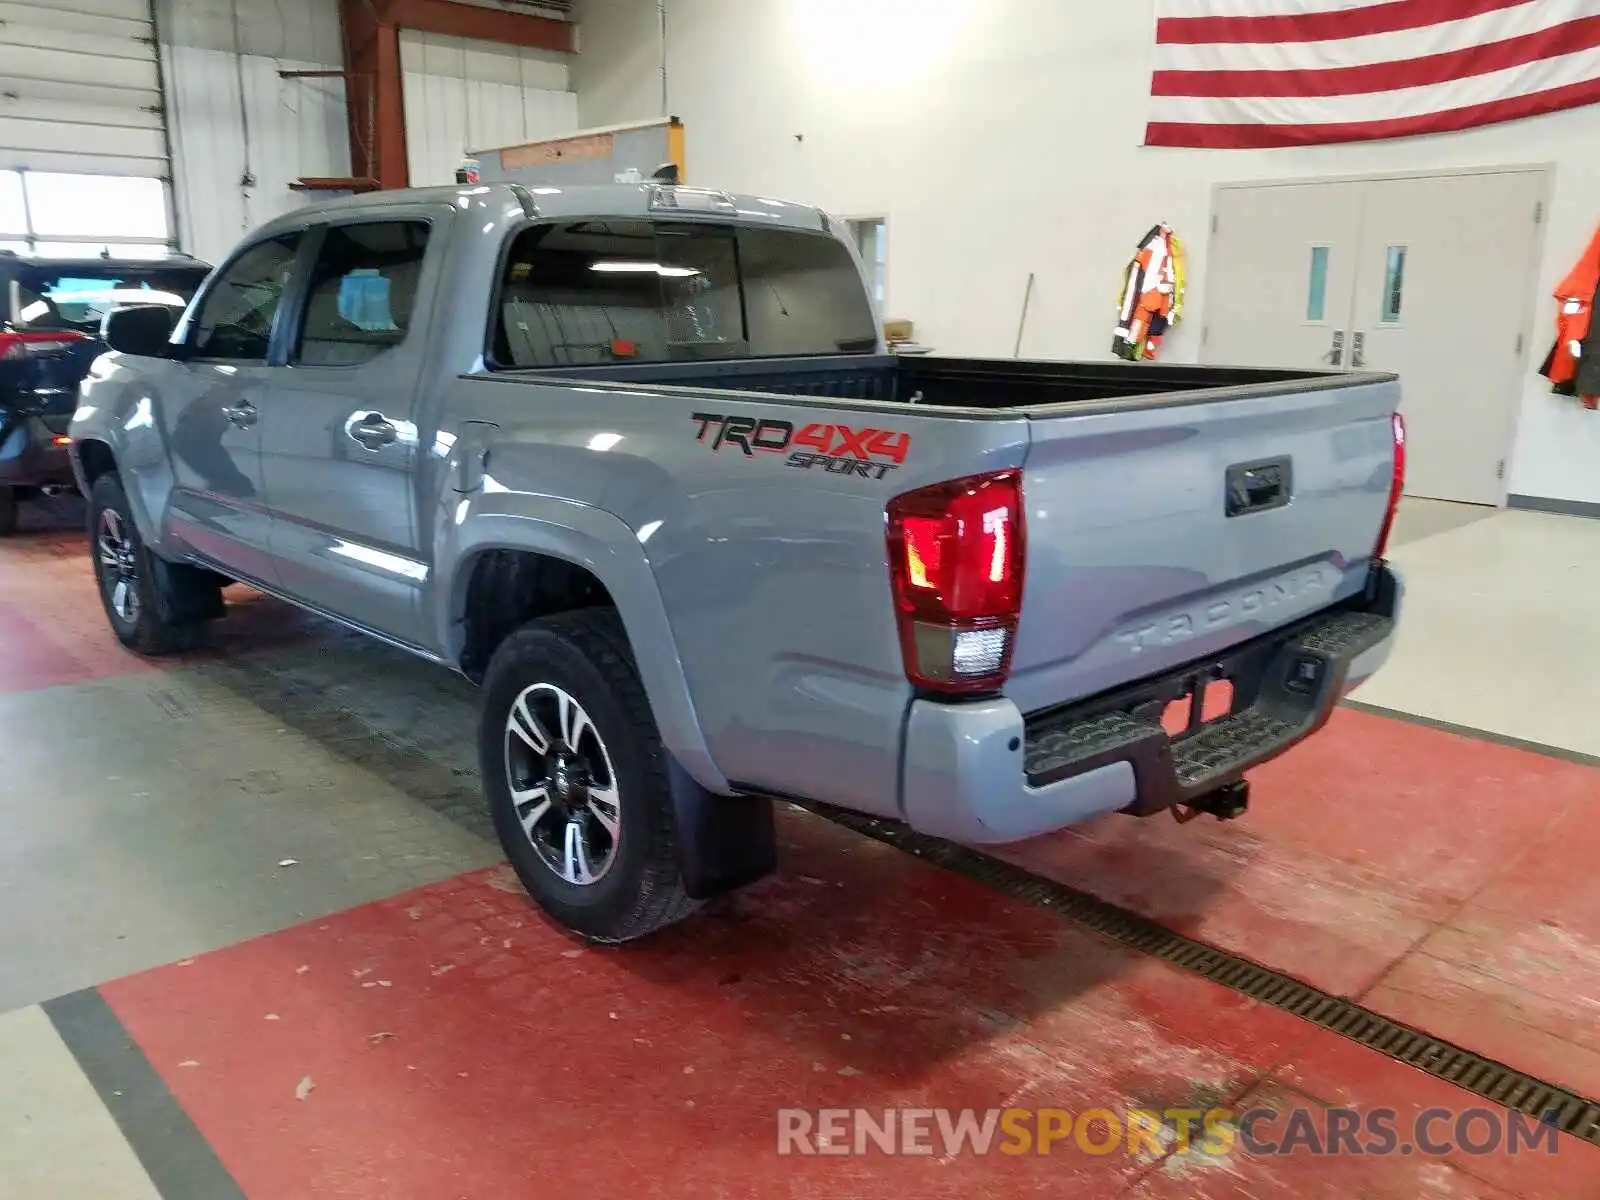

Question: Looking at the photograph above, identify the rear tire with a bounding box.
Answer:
[88,473,210,656]
[0,487,17,537]
[479,608,698,943]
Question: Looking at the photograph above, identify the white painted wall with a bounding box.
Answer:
[400,30,577,186]
[157,0,350,266]
[571,0,1600,508]
[571,0,661,128]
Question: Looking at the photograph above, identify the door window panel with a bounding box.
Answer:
[1306,246,1330,322]
[1381,245,1407,324]
[191,234,302,361]
[293,222,430,367]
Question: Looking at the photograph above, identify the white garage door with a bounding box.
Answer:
[0,0,167,175]
[0,0,174,256]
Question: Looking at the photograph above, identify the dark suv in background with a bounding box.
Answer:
[0,253,210,534]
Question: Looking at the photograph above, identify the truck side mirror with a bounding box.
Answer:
[101,304,177,357]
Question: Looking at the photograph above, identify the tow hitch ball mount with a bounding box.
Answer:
[1173,779,1251,824]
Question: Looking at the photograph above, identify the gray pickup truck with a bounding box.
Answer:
[69,181,1404,942]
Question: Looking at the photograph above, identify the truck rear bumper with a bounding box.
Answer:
[900,565,1402,845]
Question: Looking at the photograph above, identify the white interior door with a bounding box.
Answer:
[1203,181,1367,370]
[1352,172,1544,506]
[1203,171,1545,506]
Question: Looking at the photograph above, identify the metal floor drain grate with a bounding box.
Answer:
[810,804,1600,1148]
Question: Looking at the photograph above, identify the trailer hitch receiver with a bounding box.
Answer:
[1173,779,1251,824]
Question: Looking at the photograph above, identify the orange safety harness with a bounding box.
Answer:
[1540,222,1600,411]
[1113,224,1186,362]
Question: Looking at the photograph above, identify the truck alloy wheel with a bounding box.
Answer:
[503,682,621,885]
[87,473,209,656]
[96,508,143,625]
[478,610,699,942]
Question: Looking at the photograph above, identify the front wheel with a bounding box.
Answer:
[88,473,206,655]
[478,608,698,942]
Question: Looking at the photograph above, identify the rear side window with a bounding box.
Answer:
[491,219,879,368]
[191,233,301,361]
[10,268,206,335]
[294,221,429,367]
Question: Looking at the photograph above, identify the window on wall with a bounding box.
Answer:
[848,218,887,307]
[0,171,174,258]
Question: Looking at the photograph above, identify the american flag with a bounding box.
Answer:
[1146,0,1600,148]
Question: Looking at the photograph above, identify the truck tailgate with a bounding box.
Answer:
[1006,375,1400,716]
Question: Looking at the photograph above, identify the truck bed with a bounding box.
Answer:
[526,354,1355,414]
[492,351,1400,724]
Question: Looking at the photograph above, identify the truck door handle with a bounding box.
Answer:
[1323,330,1346,365]
[1351,331,1366,369]
[347,411,398,450]
[222,401,257,428]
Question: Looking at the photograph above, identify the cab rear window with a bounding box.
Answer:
[490,220,878,368]
[10,267,207,334]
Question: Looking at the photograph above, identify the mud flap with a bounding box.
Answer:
[668,757,776,900]
[149,558,227,623]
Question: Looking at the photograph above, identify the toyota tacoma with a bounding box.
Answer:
[69,182,1404,941]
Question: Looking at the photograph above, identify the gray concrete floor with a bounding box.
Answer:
[0,583,501,1013]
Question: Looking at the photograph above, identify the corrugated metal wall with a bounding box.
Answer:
[154,0,579,260]
[156,0,350,265]
[0,0,168,176]
[399,30,577,187]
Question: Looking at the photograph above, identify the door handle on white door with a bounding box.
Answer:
[1323,330,1346,365]
[1351,331,1366,369]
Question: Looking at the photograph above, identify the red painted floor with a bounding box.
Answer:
[997,708,1600,1100]
[0,525,156,692]
[0,518,327,695]
[102,809,1600,1199]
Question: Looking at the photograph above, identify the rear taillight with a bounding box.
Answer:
[1373,411,1406,559]
[0,330,86,360]
[886,470,1025,695]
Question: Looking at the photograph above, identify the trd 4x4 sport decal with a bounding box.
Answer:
[690,413,912,481]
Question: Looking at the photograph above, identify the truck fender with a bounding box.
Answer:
[70,372,181,556]
[437,494,730,797]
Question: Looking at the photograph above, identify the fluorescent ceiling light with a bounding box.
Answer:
[590,261,700,278]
